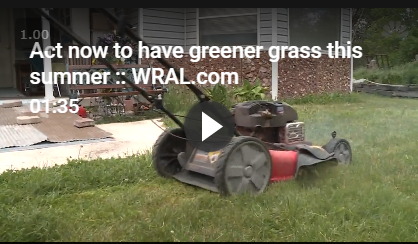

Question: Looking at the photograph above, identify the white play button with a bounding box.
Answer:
[201,112,223,141]
[184,101,235,152]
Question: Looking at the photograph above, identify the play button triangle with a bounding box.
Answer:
[201,112,223,141]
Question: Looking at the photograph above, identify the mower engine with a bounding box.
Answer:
[232,100,306,147]
[153,100,352,196]
[232,101,352,183]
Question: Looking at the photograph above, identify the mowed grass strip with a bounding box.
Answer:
[0,94,417,242]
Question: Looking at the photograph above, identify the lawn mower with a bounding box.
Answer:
[153,101,352,195]
[34,8,352,196]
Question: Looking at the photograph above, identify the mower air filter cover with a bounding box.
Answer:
[233,101,299,127]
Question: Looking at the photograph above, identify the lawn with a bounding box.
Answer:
[1,93,417,242]
[353,61,418,85]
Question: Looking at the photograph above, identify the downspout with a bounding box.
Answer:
[138,8,143,64]
[271,8,278,100]
[350,8,354,92]
[184,8,187,51]
[41,8,55,100]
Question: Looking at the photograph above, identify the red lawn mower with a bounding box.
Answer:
[153,101,352,196]
[35,8,352,196]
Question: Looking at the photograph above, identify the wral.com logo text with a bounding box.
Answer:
[29,67,239,86]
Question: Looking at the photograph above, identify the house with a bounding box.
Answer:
[0,8,353,102]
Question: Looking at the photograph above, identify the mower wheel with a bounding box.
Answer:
[214,136,272,196]
[322,138,352,164]
[152,128,187,178]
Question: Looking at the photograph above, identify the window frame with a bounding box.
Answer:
[49,8,72,47]
[287,8,343,56]
[197,8,260,48]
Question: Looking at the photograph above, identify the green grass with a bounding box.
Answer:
[284,92,362,105]
[1,93,418,241]
[354,61,418,85]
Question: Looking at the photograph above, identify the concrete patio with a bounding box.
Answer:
[0,119,165,174]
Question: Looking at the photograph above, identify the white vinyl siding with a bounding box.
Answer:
[185,8,197,51]
[259,8,272,48]
[142,8,185,47]
[277,8,289,46]
[341,8,351,46]
[90,8,351,53]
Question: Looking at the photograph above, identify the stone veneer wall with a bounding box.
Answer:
[278,54,350,98]
[143,51,350,99]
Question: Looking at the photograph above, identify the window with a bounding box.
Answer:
[199,8,258,46]
[13,9,43,51]
[50,8,71,27]
[289,8,341,50]
[49,8,72,47]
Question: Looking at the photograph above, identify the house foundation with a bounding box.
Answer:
[143,51,350,99]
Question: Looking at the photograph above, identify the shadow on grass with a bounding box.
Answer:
[295,161,341,188]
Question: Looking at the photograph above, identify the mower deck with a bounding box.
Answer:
[172,141,341,193]
[153,127,352,196]
[173,171,220,192]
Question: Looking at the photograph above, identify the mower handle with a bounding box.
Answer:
[95,8,240,137]
[32,8,240,136]
[96,8,239,136]
[94,8,209,104]
[32,8,185,128]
